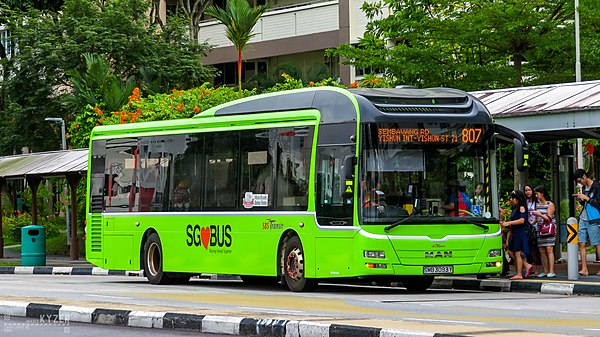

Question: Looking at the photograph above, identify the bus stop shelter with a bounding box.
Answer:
[0,149,87,259]
[474,80,600,143]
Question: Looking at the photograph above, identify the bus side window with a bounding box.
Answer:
[203,132,240,210]
[240,129,274,208]
[315,145,354,225]
[104,138,138,212]
[274,127,313,210]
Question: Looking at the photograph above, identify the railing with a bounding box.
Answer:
[198,0,340,48]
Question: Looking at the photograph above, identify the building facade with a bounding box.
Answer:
[197,0,385,86]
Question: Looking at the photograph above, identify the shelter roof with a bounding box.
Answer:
[473,80,600,117]
[473,80,600,142]
[0,149,87,180]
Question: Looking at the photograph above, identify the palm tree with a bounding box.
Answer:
[205,0,268,93]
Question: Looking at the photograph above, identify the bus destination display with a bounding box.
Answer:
[378,127,482,144]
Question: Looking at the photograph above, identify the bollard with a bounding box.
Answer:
[566,217,578,280]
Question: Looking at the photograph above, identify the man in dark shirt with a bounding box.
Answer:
[573,169,600,276]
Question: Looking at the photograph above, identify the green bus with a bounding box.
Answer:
[86,86,527,292]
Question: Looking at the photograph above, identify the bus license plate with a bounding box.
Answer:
[423,266,453,274]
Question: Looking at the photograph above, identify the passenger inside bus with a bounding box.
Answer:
[441,182,472,216]
[173,179,191,211]
[362,179,386,209]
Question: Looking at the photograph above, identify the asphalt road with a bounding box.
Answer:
[1,274,599,336]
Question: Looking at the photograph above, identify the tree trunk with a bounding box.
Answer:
[513,54,523,86]
[237,48,243,94]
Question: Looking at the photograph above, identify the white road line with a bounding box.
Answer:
[236,306,306,315]
[404,317,484,325]
[85,294,132,300]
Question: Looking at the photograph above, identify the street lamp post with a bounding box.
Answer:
[575,0,581,82]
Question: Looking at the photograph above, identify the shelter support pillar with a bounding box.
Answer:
[0,178,5,258]
[66,174,82,260]
[25,176,42,226]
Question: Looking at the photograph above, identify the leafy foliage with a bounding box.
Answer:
[205,0,268,92]
[0,0,215,154]
[64,53,136,115]
[98,84,255,125]
[3,213,62,244]
[327,0,600,90]
[249,62,334,91]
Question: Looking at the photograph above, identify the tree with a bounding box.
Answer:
[178,0,212,42]
[205,0,268,93]
[327,0,600,90]
[0,0,215,154]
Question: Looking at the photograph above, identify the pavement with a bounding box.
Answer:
[1,246,600,337]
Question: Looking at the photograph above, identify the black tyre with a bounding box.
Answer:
[401,276,434,291]
[143,232,170,285]
[282,236,317,292]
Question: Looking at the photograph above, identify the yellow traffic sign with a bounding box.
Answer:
[567,223,578,244]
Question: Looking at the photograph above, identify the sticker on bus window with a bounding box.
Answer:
[243,192,269,208]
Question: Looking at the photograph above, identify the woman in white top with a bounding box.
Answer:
[524,184,538,274]
[531,185,556,278]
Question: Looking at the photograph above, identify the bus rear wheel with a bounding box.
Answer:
[282,236,317,292]
[143,233,170,285]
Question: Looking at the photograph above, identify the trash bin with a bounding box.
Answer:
[21,225,46,266]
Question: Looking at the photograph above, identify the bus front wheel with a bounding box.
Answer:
[282,236,317,292]
[143,233,170,285]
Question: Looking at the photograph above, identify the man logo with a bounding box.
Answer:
[425,251,452,258]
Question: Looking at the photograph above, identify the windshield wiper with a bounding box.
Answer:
[384,214,422,232]
[461,218,489,231]
[384,215,490,232]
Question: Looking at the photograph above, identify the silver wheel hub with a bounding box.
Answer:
[286,247,303,281]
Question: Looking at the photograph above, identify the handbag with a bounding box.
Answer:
[538,216,556,236]
[527,222,537,242]
[585,202,600,223]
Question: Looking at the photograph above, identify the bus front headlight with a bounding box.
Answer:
[364,250,385,259]
[487,249,502,257]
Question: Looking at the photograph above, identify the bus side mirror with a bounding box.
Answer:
[340,155,356,198]
[342,155,356,180]
[514,138,529,172]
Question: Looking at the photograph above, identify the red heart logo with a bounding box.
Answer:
[201,226,210,250]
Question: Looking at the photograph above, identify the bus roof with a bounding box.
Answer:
[200,86,492,125]
[91,87,492,138]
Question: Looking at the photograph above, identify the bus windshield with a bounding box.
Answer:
[360,122,491,224]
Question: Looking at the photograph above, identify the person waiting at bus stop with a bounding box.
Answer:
[501,190,534,280]
[573,169,600,276]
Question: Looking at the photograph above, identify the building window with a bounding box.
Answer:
[0,28,12,57]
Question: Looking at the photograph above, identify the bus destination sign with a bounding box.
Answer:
[378,127,482,144]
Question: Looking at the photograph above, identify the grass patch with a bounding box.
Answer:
[0,261,20,266]
[3,232,82,257]
[47,233,69,255]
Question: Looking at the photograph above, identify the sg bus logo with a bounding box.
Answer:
[186,224,232,250]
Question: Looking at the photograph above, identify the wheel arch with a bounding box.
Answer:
[140,228,158,270]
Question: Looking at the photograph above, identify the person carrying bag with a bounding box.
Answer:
[573,169,600,276]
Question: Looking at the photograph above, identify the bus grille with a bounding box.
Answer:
[90,195,103,212]
[89,214,102,253]
[376,105,472,114]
